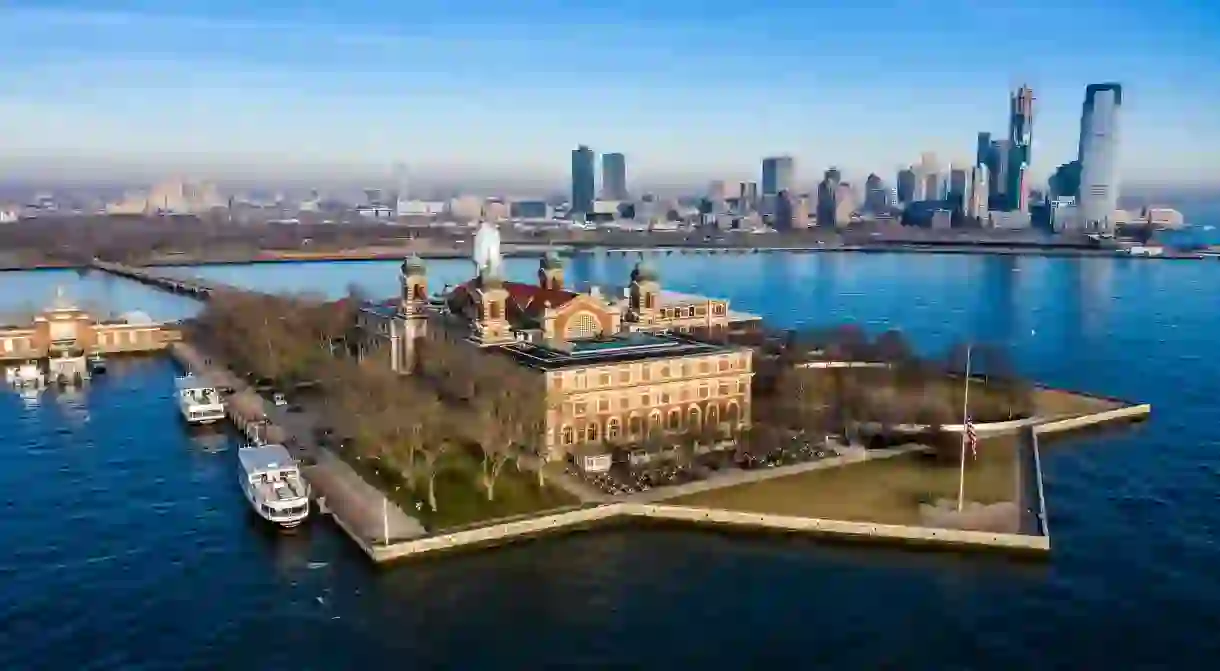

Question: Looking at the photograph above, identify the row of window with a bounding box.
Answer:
[0,329,153,353]
[570,378,749,416]
[658,303,727,320]
[556,355,749,391]
[559,401,744,445]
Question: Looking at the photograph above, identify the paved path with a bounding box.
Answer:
[171,341,426,543]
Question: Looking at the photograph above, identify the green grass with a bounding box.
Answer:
[344,448,578,532]
[668,437,1019,526]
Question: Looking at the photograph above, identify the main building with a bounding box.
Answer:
[357,223,761,471]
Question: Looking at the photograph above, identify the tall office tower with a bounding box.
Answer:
[815,168,841,226]
[964,164,990,219]
[864,173,890,212]
[1048,160,1082,199]
[1000,85,1035,211]
[976,132,993,168]
[571,145,596,215]
[948,167,969,208]
[988,140,1012,205]
[896,167,916,204]
[601,152,627,200]
[739,182,760,208]
[773,190,797,230]
[761,156,795,195]
[1077,83,1122,232]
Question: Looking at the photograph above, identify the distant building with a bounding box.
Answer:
[815,168,841,227]
[602,152,628,201]
[761,156,795,196]
[896,168,916,204]
[510,200,550,219]
[964,164,990,220]
[1049,160,1082,199]
[863,173,891,213]
[1078,83,1123,232]
[773,190,796,231]
[571,145,596,215]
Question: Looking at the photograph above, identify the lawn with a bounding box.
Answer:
[350,448,578,532]
[668,437,1020,527]
[1031,386,1123,418]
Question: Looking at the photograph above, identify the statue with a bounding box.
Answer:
[472,221,503,278]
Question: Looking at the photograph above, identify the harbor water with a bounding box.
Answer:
[2,247,1220,669]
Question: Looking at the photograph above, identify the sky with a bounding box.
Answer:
[1,1,1218,189]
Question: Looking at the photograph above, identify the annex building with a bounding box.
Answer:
[357,223,761,471]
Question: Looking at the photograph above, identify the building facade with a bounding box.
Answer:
[761,156,795,196]
[1078,83,1123,232]
[571,145,596,215]
[357,225,760,468]
[602,152,628,201]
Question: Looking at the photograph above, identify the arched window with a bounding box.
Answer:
[707,404,719,426]
[629,414,643,436]
[413,284,426,300]
[645,293,656,309]
[561,426,574,445]
[488,301,502,320]
[565,312,599,340]
[726,402,740,425]
[667,409,681,431]
[648,410,662,433]
[586,423,599,443]
[688,406,702,431]
[607,417,621,440]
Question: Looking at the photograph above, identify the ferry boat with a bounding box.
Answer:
[87,353,107,375]
[175,374,226,425]
[237,444,310,528]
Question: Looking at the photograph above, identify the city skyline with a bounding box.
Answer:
[1,3,1218,186]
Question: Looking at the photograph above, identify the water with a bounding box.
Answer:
[3,251,1220,669]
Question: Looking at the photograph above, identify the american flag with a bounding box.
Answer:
[965,416,978,459]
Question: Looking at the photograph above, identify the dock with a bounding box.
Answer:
[168,341,425,545]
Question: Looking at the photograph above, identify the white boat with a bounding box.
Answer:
[4,361,44,388]
[87,354,107,374]
[238,444,310,528]
[175,375,226,425]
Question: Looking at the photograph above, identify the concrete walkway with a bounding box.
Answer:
[171,341,425,543]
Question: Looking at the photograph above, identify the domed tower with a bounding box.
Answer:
[399,254,428,315]
[538,251,564,290]
[396,255,430,374]
[628,260,660,323]
[471,265,513,345]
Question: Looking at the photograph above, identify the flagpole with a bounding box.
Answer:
[382,496,390,546]
[957,343,973,513]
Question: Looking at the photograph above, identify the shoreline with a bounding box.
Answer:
[3,241,1215,272]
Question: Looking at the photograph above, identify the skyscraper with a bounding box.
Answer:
[1006,85,1034,212]
[571,145,596,215]
[965,164,989,220]
[761,156,795,196]
[864,173,891,213]
[816,168,841,227]
[601,152,627,200]
[1077,83,1122,232]
[896,167,916,204]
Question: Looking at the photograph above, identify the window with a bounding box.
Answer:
[659,365,670,378]
[639,393,651,407]
[699,361,710,374]
[566,312,599,340]
[641,365,651,382]
[629,415,643,435]
[688,406,701,430]
[667,409,681,431]
[489,302,502,320]
[718,358,730,372]
[618,370,631,384]
[618,396,629,410]
[586,423,599,442]
[713,304,726,316]
[553,376,564,390]
[574,402,588,416]
[607,418,621,440]
[737,380,747,394]
[708,404,719,426]
[719,383,730,396]
[726,402,740,424]
[575,373,587,389]
[597,398,610,413]
[599,373,612,387]
[645,293,656,309]
[561,426,574,445]
[695,306,706,317]
[699,385,710,399]
[648,410,662,431]
[660,391,671,404]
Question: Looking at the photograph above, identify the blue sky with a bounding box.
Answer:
[1,1,1218,187]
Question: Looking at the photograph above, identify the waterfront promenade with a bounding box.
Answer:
[168,341,426,544]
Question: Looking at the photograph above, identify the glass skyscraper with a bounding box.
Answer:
[571,145,596,215]
[601,152,627,201]
[761,156,794,196]
[1077,83,1123,232]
